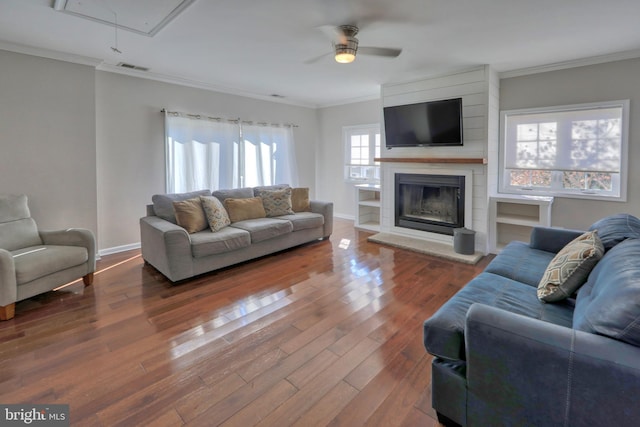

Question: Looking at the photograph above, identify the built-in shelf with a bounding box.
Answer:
[374,157,487,164]
[489,194,553,253]
[355,184,381,232]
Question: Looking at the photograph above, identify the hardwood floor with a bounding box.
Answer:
[0,219,492,426]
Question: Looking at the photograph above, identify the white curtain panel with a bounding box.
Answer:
[241,123,299,188]
[165,112,299,193]
[165,113,239,193]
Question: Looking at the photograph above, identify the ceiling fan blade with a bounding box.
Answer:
[304,52,332,64]
[358,46,402,58]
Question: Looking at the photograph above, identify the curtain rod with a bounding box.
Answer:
[161,109,299,128]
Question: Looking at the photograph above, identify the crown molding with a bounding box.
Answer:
[95,63,321,109]
[315,93,381,109]
[500,48,640,79]
[0,39,383,109]
[0,40,102,67]
[0,39,321,108]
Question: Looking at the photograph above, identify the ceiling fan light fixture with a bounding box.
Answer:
[334,37,358,64]
[335,48,356,63]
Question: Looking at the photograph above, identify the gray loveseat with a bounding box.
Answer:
[423,213,640,427]
[140,185,333,282]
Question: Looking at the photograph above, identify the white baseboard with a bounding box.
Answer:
[99,242,141,257]
[334,213,355,221]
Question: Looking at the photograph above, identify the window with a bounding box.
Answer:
[165,112,298,193]
[500,100,629,200]
[344,124,381,183]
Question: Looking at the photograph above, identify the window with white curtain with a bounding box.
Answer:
[241,123,298,187]
[164,111,298,193]
[499,100,629,200]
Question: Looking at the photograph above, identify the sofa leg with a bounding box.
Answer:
[82,273,94,286]
[0,303,15,321]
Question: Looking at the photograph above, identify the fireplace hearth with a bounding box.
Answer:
[395,173,465,235]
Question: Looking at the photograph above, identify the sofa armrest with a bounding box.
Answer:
[529,226,584,253]
[465,303,640,427]
[310,200,333,238]
[0,249,17,307]
[140,216,193,282]
[40,228,97,272]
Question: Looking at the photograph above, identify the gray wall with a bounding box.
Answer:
[500,58,640,230]
[95,71,319,251]
[0,50,97,235]
[0,49,318,253]
[316,99,381,218]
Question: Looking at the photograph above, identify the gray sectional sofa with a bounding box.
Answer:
[423,214,640,427]
[140,185,333,282]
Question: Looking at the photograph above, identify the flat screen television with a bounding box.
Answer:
[383,97,463,148]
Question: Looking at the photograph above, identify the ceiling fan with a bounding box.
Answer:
[307,24,402,64]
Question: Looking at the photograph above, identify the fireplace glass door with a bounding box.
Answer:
[395,174,465,235]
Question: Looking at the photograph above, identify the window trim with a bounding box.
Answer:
[343,123,381,184]
[498,99,629,202]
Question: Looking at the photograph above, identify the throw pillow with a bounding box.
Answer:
[173,198,208,233]
[537,230,604,302]
[256,188,295,217]
[224,197,266,223]
[291,187,311,212]
[152,189,211,223]
[200,195,230,232]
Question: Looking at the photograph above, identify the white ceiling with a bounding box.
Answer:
[2,0,640,107]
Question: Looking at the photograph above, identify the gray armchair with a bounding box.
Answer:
[0,194,96,320]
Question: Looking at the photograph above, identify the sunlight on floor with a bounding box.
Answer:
[53,254,142,291]
[338,238,351,249]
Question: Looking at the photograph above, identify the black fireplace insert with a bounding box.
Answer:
[394,173,465,235]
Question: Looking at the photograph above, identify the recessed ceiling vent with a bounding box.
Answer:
[117,62,149,72]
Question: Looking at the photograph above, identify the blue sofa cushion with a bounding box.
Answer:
[484,241,555,287]
[423,272,574,361]
[574,239,640,346]
[588,213,640,251]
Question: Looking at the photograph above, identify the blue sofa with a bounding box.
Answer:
[423,214,640,427]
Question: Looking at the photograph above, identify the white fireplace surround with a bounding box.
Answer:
[381,165,473,245]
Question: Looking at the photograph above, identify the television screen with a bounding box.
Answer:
[383,98,463,148]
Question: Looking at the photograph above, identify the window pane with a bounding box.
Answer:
[350,133,369,165]
[344,125,381,182]
[563,172,613,191]
[571,119,621,172]
[514,123,556,169]
[509,169,551,187]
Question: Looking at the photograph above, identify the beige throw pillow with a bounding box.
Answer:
[257,188,295,217]
[291,187,311,212]
[173,198,208,233]
[224,197,266,223]
[537,230,604,302]
[200,195,231,232]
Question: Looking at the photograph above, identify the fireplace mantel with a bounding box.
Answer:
[375,157,486,164]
